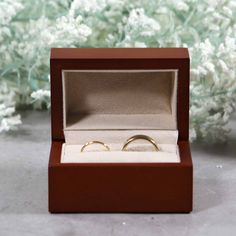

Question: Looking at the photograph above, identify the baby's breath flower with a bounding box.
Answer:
[0,0,235,142]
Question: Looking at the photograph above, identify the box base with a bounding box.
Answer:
[48,141,192,213]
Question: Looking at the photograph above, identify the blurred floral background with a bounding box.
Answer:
[0,0,235,142]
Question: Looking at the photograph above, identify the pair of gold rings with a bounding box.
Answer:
[81,135,160,152]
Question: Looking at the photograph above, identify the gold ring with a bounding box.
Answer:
[81,141,110,152]
[122,135,160,151]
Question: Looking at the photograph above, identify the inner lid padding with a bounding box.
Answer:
[63,70,177,130]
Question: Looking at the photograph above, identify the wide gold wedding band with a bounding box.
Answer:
[122,134,160,151]
[81,141,110,152]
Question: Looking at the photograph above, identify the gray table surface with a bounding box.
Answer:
[0,111,236,236]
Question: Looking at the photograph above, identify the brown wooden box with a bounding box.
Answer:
[48,48,193,213]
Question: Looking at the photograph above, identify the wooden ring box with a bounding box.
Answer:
[49,48,193,213]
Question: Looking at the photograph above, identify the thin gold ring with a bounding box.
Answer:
[122,135,160,151]
[81,141,110,152]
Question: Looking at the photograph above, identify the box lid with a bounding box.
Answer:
[50,48,189,142]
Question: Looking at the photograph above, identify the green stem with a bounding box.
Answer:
[191,88,236,100]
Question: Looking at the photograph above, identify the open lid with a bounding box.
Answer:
[50,48,189,142]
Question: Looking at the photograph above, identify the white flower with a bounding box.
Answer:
[127,8,161,36]
[175,2,189,12]
[44,15,92,46]
[69,0,107,16]
[204,62,215,73]
[199,39,215,58]
[0,115,22,132]
[31,90,50,100]
[222,6,232,17]
[0,82,21,132]
[225,36,235,49]
[0,0,23,26]
[218,59,228,72]
[0,104,15,117]
[134,42,147,47]
[117,8,161,47]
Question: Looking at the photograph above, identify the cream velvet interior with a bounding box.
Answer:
[61,70,180,163]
